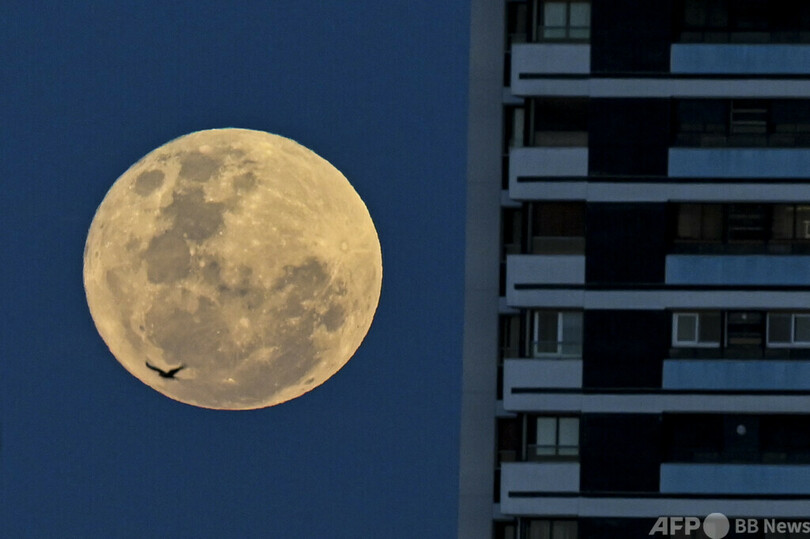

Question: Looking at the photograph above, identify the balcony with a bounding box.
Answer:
[661,464,810,494]
[510,43,589,96]
[666,255,810,285]
[509,147,588,200]
[500,462,579,516]
[501,461,810,517]
[669,148,810,178]
[505,254,585,308]
[503,359,582,402]
[671,44,810,74]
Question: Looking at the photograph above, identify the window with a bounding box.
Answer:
[529,202,585,254]
[674,99,810,147]
[767,313,810,347]
[726,204,768,243]
[529,98,588,147]
[507,2,528,46]
[730,100,767,135]
[497,417,522,464]
[672,312,721,347]
[499,314,522,359]
[726,311,764,348]
[537,1,590,41]
[501,207,524,258]
[679,0,810,44]
[675,204,722,241]
[531,311,582,357]
[504,106,525,150]
[673,203,810,253]
[494,521,518,539]
[772,205,810,241]
[526,519,578,539]
[529,416,579,460]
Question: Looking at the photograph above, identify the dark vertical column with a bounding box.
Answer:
[582,310,668,388]
[588,99,671,177]
[591,0,674,73]
[585,203,668,284]
[580,414,662,492]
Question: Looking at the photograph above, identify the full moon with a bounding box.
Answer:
[83,128,382,410]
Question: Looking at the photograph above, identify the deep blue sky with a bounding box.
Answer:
[1,2,469,537]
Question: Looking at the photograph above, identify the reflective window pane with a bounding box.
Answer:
[561,312,583,355]
[772,205,794,239]
[676,314,697,343]
[677,204,702,239]
[698,312,721,344]
[527,520,551,539]
[558,417,579,452]
[534,312,559,355]
[795,315,810,343]
[795,206,810,239]
[553,521,578,539]
[569,2,590,27]
[536,417,558,447]
[768,314,791,344]
[544,2,567,26]
[703,205,723,240]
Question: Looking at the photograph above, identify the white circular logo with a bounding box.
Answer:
[703,513,730,539]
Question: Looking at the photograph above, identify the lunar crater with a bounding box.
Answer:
[84,128,382,409]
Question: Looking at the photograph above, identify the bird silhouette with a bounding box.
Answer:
[145,361,185,379]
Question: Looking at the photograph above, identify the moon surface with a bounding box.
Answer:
[83,129,382,410]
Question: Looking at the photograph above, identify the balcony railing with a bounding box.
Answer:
[531,340,582,358]
[526,444,579,461]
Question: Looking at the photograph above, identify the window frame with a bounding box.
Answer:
[535,0,591,42]
[766,312,810,348]
[672,312,721,348]
[528,415,580,461]
[530,310,583,358]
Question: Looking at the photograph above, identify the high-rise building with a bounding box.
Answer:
[459,1,810,537]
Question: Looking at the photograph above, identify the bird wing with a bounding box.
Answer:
[167,365,185,376]
[145,361,164,374]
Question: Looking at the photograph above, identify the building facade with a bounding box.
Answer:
[460,1,810,537]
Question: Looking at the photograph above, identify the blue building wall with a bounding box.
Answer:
[669,149,810,178]
[671,44,810,74]
[666,255,810,285]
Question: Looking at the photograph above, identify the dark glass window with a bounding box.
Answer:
[525,519,578,539]
[497,417,522,464]
[499,314,522,359]
[772,205,810,241]
[666,414,810,464]
[679,0,810,43]
[494,521,518,539]
[673,203,810,253]
[767,312,810,348]
[675,204,722,241]
[674,99,810,147]
[529,202,585,254]
[529,98,588,147]
[726,204,768,242]
[726,311,764,348]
